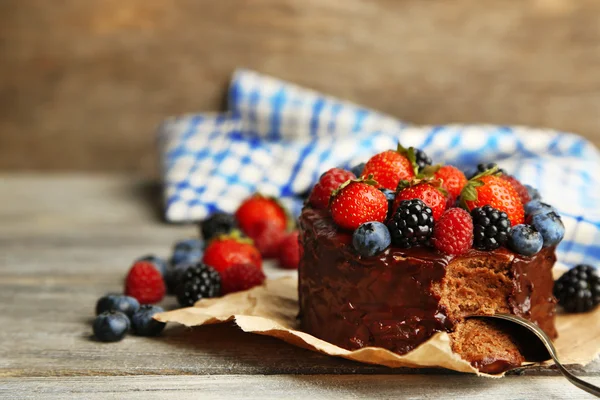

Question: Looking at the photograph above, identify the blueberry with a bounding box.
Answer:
[379,188,395,217]
[524,200,557,217]
[95,294,140,318]
[200,213,238,242]
[135,255,168,276]
[131,305,166,336]
[352,222,392,257]
[531,212,565,247]
[508,224,544,256]
[524,185,541,201]
[165,261,196,294]
[93,311,130,342]
[350,162,366,177]
[170,239,203,267]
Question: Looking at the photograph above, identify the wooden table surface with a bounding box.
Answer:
[1,174,599,399]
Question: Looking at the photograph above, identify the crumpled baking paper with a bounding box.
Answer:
[155,276,600,377]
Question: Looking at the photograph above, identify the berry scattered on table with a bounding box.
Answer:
[131,305,166,336]
[508,224,543,256]
[278,231,301,269]
[524,185,541,201]
[200,212,238,242]
[176,263,222,307]
[500,175,531,205]
[309,168,356,210]
[165,261,196,294]
[432,208,473,255]
[170,239,204,267]
[394,182,447,221]
[413,148,432,171]
[352,221,392,257]
[471,205,511,251]
[554,265,600,313]
[531,212,565,247]
[524,200,557,217]
[220,263,266,294]
[468,163,506,179]
[361,149,415,191]
[95,294,140,318]
[236,194,288,235]
[330,179,388,230]
[244,219,287,259]
[124,261,166,304]
[93,311,130,342]
[386,199,434,248]
[350,162,366,178]
[202,233,262,273]
[135,255,168,277]
[434,165,467,200]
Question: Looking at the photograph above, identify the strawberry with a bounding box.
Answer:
[434,165,467,199]
[245,219,287,258]
[124,261,166,304]
[278,231,301,269]
[394,182,447,220]
[220,263,266,294]
[432,208,474,255]
[235,194,288,236]
[202,232,262,273]
[330,179,388,230]
[361,147,415,191]
[500,174,531,205]
[309,168,356,209]
[461,168,525,226]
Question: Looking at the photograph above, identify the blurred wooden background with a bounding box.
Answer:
[1,0,599,176]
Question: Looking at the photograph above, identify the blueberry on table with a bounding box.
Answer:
[200,212,238,242]
[135,255,168,276]
[531,212,565,247]
[170,239,204,267]
[353,222,391,257]
[554,265,600,313]
[524,200,557,217]
[93,311,130,342]
[508,224,543,256]
[95,294,140,318]
[131,305,166,336]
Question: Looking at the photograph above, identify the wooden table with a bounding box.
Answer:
[1,174,599,399]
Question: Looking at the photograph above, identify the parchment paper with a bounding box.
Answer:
[155,275,600,377]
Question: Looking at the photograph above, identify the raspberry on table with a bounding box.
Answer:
[220,263,266,294]
[309,168,356,209]
[386,199,434,248]
[432,208,473,255]
[125,261,166,304]
[200,212,238,242]
[176,263,222,307]
[554,265,600,313]
[471,205,511,250]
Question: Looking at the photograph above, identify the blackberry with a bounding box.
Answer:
[386,199,434,248]
[176,263,221,307]
[414,148,432,170]
[554,265,600,313]
[200,213,238,242]
[469,162,506,178]
[471,205,511,250]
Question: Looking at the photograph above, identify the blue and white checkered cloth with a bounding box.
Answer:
[159,69,600,268]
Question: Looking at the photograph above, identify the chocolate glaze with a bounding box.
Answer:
[298,207,557,369]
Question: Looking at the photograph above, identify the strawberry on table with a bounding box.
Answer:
[330,178,388,230]
[394,181,447,220]
[202,232,262,273]
[235,194,288,235]
[361,146,415,191]
[309,168,356,209]
[245,219,287,259]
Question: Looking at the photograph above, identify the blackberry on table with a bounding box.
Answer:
[554,264,600,313]
[414,148,432,170]
[176,263,222,307]
[471,205,511,250]
[200,212,238,242]
[386,199,434,248]
[469,162,506,178]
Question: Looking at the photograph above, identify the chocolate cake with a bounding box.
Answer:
[298,208,557,373]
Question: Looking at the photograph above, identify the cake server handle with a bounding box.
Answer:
[471,313,600,398]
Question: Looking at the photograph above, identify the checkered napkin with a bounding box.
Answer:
[158,69,600,267]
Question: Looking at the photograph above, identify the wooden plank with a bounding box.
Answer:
[1,1,600,174]
[2,375,600,399]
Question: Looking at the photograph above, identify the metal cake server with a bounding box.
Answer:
[470,313,600,398]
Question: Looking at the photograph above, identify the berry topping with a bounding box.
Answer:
[170,239,203,267]
[176,263,222,306]
[135,255,168,277]
[508,224,543,256]
[236,194,288,234]
[554,265,600,313]
[200,212,238,242]
[361,148,415,190]
[524,200,557,217]
[524,185,541,201]
[95,294,140,318]
[471,205,511,250]
[245,219,287,258]
[165,261,195,294]
[434,165,467,200]
[500,175,531,205]
[220,263,266,294]
[278,231,301,269]
[330,179,388,230]
[531,212,565,247]
[131,305,166,337]
[352,221,392,257]
[202,232,262,273]
[386,199,434,248]
[125,261,166,304]
[461,168,524,226]
[309,168,356,209]
[379,188,396,218]
[468,163,506,179]
[414,148,433,171]
[350,162,366,178]
[432,208,474,255]
[394,181,447,220]
[93,311,129,342]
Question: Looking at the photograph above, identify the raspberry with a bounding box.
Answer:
[220,263,266,294]
[245,219,286,258]
[278,231,301,269]
[554,265,600,313]
[309,168,356,209]
[471,206,511,250]
[501,175,531,205]
[176,263,221,306]
[386,199,434,248]
[433,208,474,255]
[125,261,166,304]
